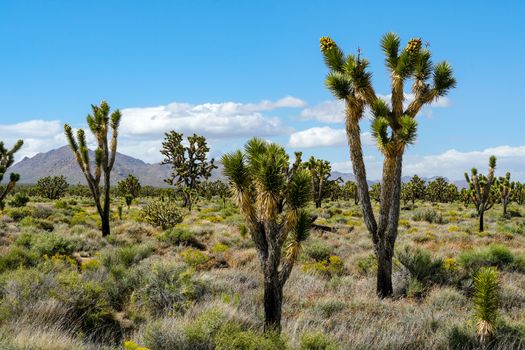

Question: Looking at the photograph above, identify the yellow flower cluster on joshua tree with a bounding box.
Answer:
[406,37,422,53]
[319,36,335,52]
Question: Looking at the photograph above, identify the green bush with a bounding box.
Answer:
[142,199,183,229]
[215,323,285,350]
[303,242,332,262]
[397,246,448,288]
[300,331,339,350]
[0,247,39,273]
[16,232,79,257]
[134,262,206,316]
[101,244,153,269]
[412,208,447,224]
[356,253,377,276]
[458,244,524,273]
[8,193,29,207]
[7,207,33,221]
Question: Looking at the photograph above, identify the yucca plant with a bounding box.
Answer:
[496,172,513,218]
[0,139,23,203]
[305,156,331,208]
[222,138,312,332]
[465,156,497,232]
[320,33,456,297]
[473,266,500,344]
[64,101,121,236]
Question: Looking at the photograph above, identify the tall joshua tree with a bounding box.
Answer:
[305,156,331,208]
[496,172,513,218]
[465,156,497,232]
[64,101,121,237]
[0,140,23,203]
[320,33,456,297]
[222,138,312,332]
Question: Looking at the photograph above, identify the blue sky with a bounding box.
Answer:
[1,0,524,180]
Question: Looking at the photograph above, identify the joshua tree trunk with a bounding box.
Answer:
[479,205,485,232]
[263,269,283,332]
[345,104,377,236]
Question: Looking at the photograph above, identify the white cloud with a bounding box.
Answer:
[288,127,374,148]
[299,100,345,123]
[299,94,450,123]
[120,97,303,138]
[0,120,66,160]
[332,145,525,181]
[1,97,304,163]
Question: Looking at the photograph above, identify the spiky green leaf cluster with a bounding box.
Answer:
[473,267,500,342]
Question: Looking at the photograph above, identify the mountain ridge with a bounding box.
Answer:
[10,146,467,188]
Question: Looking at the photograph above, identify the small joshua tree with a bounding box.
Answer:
[473,267,500,344]
[305,156,331,208]
[426,177,449,203]
[0,139,23,203]
[496,172,513,218]
[64,101,121,237]
[116,174,142,207]
[465,156,497,232]
[222,138,312,332]
[512,182,525,205]
[405,174,426,205]
[36,175,69,200]
[161,132,216,210]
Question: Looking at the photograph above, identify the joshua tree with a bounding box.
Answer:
[465,156,497,232]
[473,267,500,344]
[305,156,331,208]
[222,138,312,332]
[426,177,449,203]
[35,175,69,200]
[116,174,142,199]
[512,182,525,205]
[369,183,381,203]
[64,101,121,237]
[496,172,513,218]
[405,174,426,205]
[161,132,216,210]
[0,139,23,203]
[343,181,359,205]
[320,33,455,297]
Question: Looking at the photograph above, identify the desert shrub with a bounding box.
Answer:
[211,243,229,254]
[142,200,183,230]
[302,256,345,278]
[314,298,346,318]
[32,204,54,219]
[53,269,122,342]
[54,200,70,209]
[16,232,79,257]
[7,207,33,221]
[9,193,29,208]
[161,228,205,250]
[180,248,210,267]
[100,244,153,269]
[300,331,339,350]
[0,247,39,273]
[302,242,332,262]
[355,253,377,276]
[215,323,285,350]
[397,246,448,288]
[133,262,206,316]
[412,208,447,224]
[458,244,525,273]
